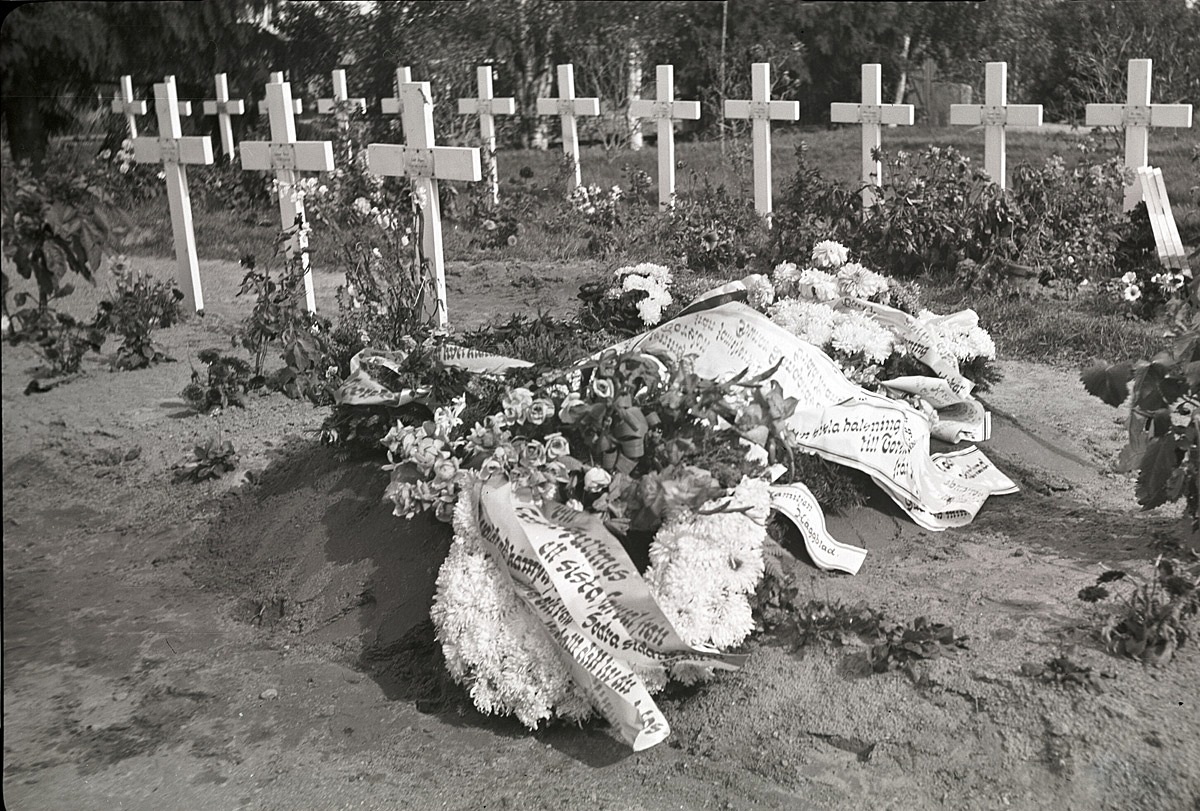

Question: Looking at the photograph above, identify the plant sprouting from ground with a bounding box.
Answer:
[1082,329,1200,531]
[92,257,183,370]
[1077,556,1200,666]
[174,437,239,483]
[182,348,253,412]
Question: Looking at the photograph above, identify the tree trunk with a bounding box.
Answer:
[2,93,49,169]
[626,40,643,151]
[892,32,911,124]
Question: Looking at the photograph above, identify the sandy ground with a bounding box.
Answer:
[4,256,1199,810]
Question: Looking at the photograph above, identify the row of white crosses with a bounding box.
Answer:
[120,70,480,326]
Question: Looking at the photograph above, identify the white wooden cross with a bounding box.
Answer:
[1087,59,1193,211]
[723,62,800,223]
[166,75,193,118]
[367,82,482,327]
[535,64,600,189]
[131,76,213,313]
[269,72,304,115]
[380,67,414,117]
[1137,167,1190,271]
[240,78,334,313]
[317,69,367,127]
[628,65,700,211]
[949,62,1041,190]
[111,75,147,139]
[831,63,915,206]
[202,73,245,160]
[458,66,516,205]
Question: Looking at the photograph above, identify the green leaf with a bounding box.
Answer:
[1081,362,1132,407]
[1136,435,1181,510]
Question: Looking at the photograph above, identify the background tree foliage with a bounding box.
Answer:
[3,0,1198,164]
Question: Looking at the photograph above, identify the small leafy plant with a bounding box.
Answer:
[1078,557,1200,666]
[174,437,240,482]
[182,348,253,412]
[1019,652,1106,693]
[867,616,970,675]
[92,258,183,370]
[1082,329,1200,530]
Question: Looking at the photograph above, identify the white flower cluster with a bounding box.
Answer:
[615,263,674,325]
[768,298,894,364]
[770,243,890,305]
[917,310,996,362]
[567,183,622,218]
[432,491,593,729]
[644,477,771,658]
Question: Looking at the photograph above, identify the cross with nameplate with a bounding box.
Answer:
[949,62,1041,190]
[380,67,414,117]
[459,66,516,205]
[1086,59,1194,211]
[240,78,335,313]
[724,62,800,223]
[112,75,147,139]
[628,65,700,211]
[368,82,482,327]
[202,73,245,161]
[831,63,915,207]
[131,76,213,312]
[536,64,600,190]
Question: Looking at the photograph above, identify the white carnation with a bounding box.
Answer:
[740,273,776,310]
[836,263,890,300]
[768,299,838,348]
[830,311,894,364]
[796,268,840,302]
[811,240,849,269]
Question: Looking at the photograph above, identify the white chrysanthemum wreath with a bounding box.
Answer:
[430,474,770,728]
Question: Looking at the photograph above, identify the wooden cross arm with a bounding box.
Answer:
[536,97,601,116]
[628,99,701,120]
[458,97,517,116]
[831,102,914,126]
[381,98,401,115]
[112,97,148,116]
[203,99,246,116]
[1087,103,1193,127]
[724,99,800,121]
[132,135,214,165]
[241,140,335,172]
[367,144,482,182]
[950,104,1042,127]
[317,97,368,115]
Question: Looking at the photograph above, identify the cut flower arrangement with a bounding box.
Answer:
[336,244,1016,749]
[378,345,801,747]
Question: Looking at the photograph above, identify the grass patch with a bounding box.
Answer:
[924,284,1169,366]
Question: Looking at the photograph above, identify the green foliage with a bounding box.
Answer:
[1,166,127,310]
[659,171,766,275]
[173,437,240,483]
[1019,653,1106,693]
[1008,153,1129,284]
[182,348,253,412]
[868,616,970,675]
[9,305,106,381]
[1082,330,1200,523]
[92,258,183,371]
[1077,557,1200,666]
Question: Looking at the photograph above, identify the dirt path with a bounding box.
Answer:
[4,259,1199,810]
